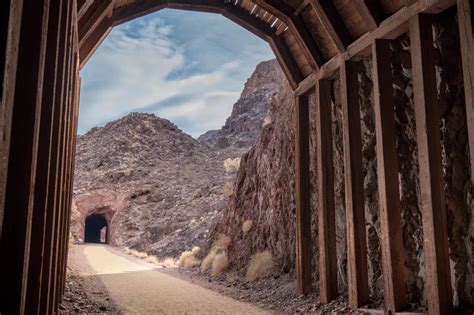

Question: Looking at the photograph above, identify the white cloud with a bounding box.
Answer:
[79,10,274,137]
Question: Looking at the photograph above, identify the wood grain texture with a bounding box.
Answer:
[372,38,407,312]
[410,14,452,315]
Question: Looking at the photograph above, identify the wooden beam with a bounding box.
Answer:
[256,0,325,68]
[295,0,457,96]
[79,16,112,68]
[409,14,452,315]
[308,0,352,52]
[457,0,474,184]
[295,93,313,295]
[353,0,386,31]
[340,60,369,309]
[77,0,93,19]
[0,0,50,313]
[0,0,23,239]
[372,39,407,312]
[315,79,338,303]
[78,0,113,47]
[25,1,63,313]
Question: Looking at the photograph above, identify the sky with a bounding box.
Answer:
[79,9,275,137]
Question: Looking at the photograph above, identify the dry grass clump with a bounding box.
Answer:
[201,250,217,271]
[242,219,253,234]
[162,257,176,267]
[223,157,241,173]
[246,250,274,282]
[223,181,234,197]
[178,246,201,268]
[134,251,149,259]
[145,255,160,265]
[211,253,229,276]
[201,234,231,273]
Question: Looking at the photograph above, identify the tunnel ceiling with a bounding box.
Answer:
[77,0,416,89]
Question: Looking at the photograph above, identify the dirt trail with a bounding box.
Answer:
[70,244,271,314]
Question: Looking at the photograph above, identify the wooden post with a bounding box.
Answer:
[0,0,50,313]
[0,0,23,238]
[410,14,452,315]
[315,79,338,303]
[295,93,313,295]
[372,39,407,312]
[340,60,369,309]
[25,1,63,313]
[457,0,474,184]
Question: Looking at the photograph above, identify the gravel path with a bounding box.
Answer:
[75,244,270,314]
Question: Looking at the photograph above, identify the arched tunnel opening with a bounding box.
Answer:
[84,214,108,244]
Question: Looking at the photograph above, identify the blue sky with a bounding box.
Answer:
[79,9,275,137]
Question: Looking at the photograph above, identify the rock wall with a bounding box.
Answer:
[212,8,473,308]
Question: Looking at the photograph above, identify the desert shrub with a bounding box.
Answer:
[213,234,231,251]
[134,251,148,259]
[242,219,253,234]
[223,157,241,173]
[262,115,272,127]
[162,257,176,267]
[212,253,229,276]
[178,246,201,268]
[201,250,217,271]
[145,255,160,265]
[246,250,273,282]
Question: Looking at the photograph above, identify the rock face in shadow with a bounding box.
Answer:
[210,8,473,309]
[71,60,283,258]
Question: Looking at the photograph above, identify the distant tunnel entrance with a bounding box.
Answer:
[84,214,108,243]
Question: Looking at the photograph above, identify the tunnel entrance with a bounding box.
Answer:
[84,213,108,244]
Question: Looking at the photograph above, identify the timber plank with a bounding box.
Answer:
[372,38,407,312]
[340,60,369,309]
[409,14,452,315]
[295,93,313,295]
[315,79,338,303]
[457,0,474,184]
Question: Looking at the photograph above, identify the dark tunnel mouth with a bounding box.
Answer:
[84,213,108,244]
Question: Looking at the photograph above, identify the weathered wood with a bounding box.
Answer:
[256,0,325,68]
[372,39,407,312]
[308,0,352,52]
[340,60,369,309]
[78,0,113,47]
[295,0,457,96]
[0,0,50,313]
[353,0,386,31]
[457,0,474,184]
[295,93,313,295]
[77,0,93,19]
[315,79,338,303]
[0,0,23,239]
[409,14,452,315]
[79,16,112,68]
[25,1,63,313]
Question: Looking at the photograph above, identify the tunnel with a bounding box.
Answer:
[84,214,108,243]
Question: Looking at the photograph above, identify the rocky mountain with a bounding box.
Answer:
[199,59,283,153]
[71,59,284,258]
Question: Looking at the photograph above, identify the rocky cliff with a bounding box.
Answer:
[71,59,283,258]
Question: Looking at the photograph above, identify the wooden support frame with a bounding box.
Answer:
[340,60,369,309]
[78,0,113,46]
[295,93,313,295]
[353,0,386,31]
[0,0,51,313]
[294,0,457,96]
[25,1,63,313]
[0,0,23,239]
[410,14,452,315]
[457,0,474,184]
[372,39,407,312]
[315,79,338,303]
[308,0,352,52]
[255,0,325,68]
